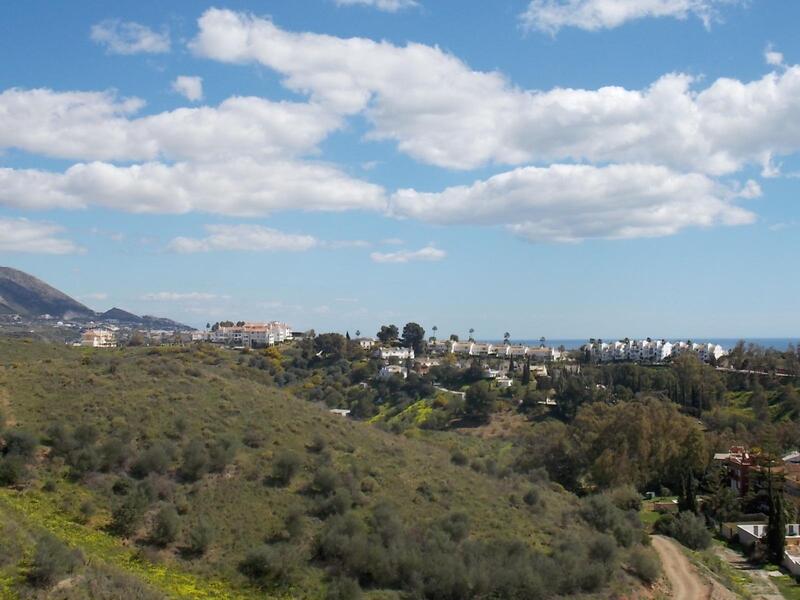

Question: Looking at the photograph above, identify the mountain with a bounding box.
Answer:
[0,267,191,329]
[0,266,93,318]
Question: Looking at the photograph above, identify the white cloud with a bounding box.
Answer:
[520,0,735,34]
[0,159,385,216]
[765,44,784,67]
[370,245,446,263]
[167,225,319,253]
[172,76,203,102]
[141,292,226,301]
[0,88,341,162]
[0,218,83,254]
[390,164,757,242]
[189,9,800,175]
[90,20,170,54]
[334,0,418,11]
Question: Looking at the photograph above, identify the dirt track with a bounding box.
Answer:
[651,535,711,599]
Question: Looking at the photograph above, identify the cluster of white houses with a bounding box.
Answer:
[585,339,726,363]
[208,322,293,347]
[361,339,562,362]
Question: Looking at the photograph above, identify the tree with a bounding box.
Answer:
[432,325,438,342]
[315,333,347,359]
[767,459,786,564]
[180,439,209,482]
[465,382,497,421]
[27,534,80,588]
[521,357,531,385]
[355,329,361,337]
[449,334,459,342]
[376,325,399,344]
[468,328,475,342]
[401,322,426,354]
[187,519,214,556]
[504,332,510,345]
[271,450,302,486]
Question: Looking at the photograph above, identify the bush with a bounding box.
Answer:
[580,494,638,547]
[150,505,180,546]
[27,534,81,588]
[0,456,27,486]
[629,546,661,584]
[450,449,468,466]
[238,544,298,585]
[523,487,540,507]
[271,450,302,486]
[208,436,237,472]
[655,511,711,550]
[3,429,38,458]
[609,485,642,512]
[110,488,148,537]
[179,439,209,482]
[311,467,340,496]
[130,444,170,478]
[100,438,129,472]
[187,519,214,556]
[326,577,362,600]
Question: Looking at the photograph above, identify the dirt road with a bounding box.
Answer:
[651,535,711,599]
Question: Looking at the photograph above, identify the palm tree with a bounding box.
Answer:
[504,331,510,345]
[355,329,361,338]
[469,328,475,342]
[539,336,546,347]
[432,325,438,342]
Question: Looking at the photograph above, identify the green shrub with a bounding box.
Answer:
[3,429,38,458]
[27,533,81,588]
[179,439,209,482]
[186,519,214,556]
[0,455,27,486]
[130,444,170,478]
[110,488,148,537]
[271,449,302,486]
[629,546,661,584]
[655,511,711,550]
[150,505,180,546]
[326,577,362,600]
[238,544,299,585]
[450,449,468,466]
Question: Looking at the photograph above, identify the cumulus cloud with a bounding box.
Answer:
[172,76,203,101]
[370,246,446,263]
[765,44,784,67]
[90,20,170,54]
[141,292,225,301]
[0,159,385,215]
[167,225,319,253]
[334,0,418,11]
[189,9,800,175]
[0,88,341,162]
[0,218,83,254]
[390,164,757,242]
[520,0,736,34]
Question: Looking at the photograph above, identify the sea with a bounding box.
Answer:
[497,338,800,351]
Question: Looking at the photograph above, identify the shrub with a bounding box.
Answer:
[271,450,302,486]
[523,487,540,506]
[581,494,638,547]
[130,444,170,478]
[27,534,81,588]
[609,485,642,512]
[110,489,148,537]
[208,435,237,472]
[629,546,661,584]
[308,434,327,454]
[450,449,468,466]
[655,511,711,550]
[187,519,214,556]
[238,544,298,585]
[150,505,180,546]
[311,467,340,496]
[99,438,129,472]
[0,456,27,486]
[326,577,362,600]
[179,439,209,482]
[3,429,38,458]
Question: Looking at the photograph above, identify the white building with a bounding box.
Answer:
[378,347,414,360]
[354,337,376,350]
[80,328,116,348]
[379,365,408,379]
[585,338,718,363]
[209,322,292,347]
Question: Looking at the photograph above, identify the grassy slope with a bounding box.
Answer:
[0,339,581,597]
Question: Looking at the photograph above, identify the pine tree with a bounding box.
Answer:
[522,358,531,386]
[767,463,786,564]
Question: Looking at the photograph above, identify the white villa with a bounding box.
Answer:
[209,322,292,347]
[377,347,415,360]
[585,339,724,363]
[80,328,116,348]
[379,365,408,379]
[447,341,560,361]
[354,337,376,350]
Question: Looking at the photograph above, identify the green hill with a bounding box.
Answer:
[0,338,650,599]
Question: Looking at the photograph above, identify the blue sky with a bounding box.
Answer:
[1,0,799,339]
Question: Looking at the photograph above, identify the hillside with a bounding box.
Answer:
[0,267,92,318]
[0,338,652,599]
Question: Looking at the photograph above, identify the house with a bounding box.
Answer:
[354,337,376,350]
[427,340,451,354]
[722,522,800,550]
[495,375,513,388]
[379,365,408,379]
[80,328,116,348]
[329,409,351,417]
[714,446,757,495]
[378,347,414,360]
[210,322,292,347]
